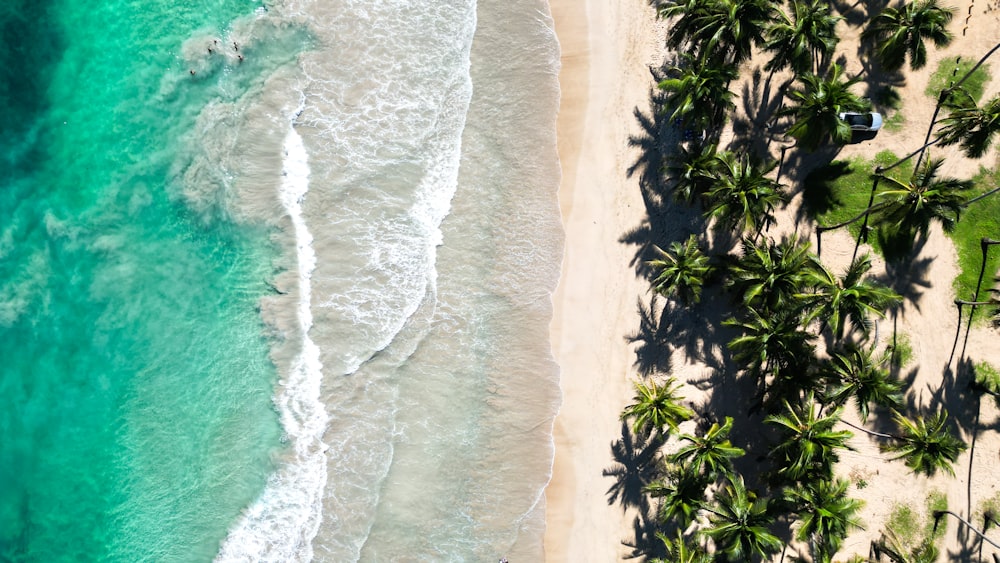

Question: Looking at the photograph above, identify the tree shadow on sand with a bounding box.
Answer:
[603,421,666,515]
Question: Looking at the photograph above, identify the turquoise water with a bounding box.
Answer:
[1,0,564,559]
[0,1,288,561]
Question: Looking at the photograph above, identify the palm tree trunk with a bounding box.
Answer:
[963,186,1000,208]
[933,510,1000,550]
[839,418,897,440]
[851,175,883,261]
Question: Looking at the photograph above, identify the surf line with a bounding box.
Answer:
[216,98,329,563]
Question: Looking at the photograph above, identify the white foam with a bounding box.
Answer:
[215,99,328,563]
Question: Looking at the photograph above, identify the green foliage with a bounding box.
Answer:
[649,234,714,305]
[948,168,1000,305]
[882,410,967,477]
[925,58,991,104]
[621,377,694,435]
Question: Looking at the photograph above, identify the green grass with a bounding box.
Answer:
[925,490,948,540]
[802,151,908,255]
[882,110,904,133]
[887,503,921,545]
[885,492,949,551]
[948,167,1000,305]
[890,333,913,370]
[926,58,991,104]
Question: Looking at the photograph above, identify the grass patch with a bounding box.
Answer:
[802,151,908,255]
[926,57,991,104]
[925,490,948,540]
[887,503,922,545]
[890,333,913,370]
[947,167,1000,306]
[882,110,904,133]
[977,491,1000,523]
[973,361,1000,407]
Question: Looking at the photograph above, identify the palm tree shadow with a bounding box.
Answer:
[872,237,935,311]
[620,509,669,560]
[626,293,673,377]
[621,77,713,281]
[831,0,883,26]
[603,421,666,514]
[729,66,786,160]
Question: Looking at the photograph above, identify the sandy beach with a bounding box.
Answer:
[545,0,665,559]
[545,0,1000,559]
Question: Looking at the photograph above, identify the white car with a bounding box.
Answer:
[839,111,883,131]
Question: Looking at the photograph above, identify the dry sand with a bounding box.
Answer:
[545,0,1000,560]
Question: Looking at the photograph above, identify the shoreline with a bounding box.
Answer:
[544,0,663,559]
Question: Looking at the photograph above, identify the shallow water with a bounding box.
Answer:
[1,0,562,560]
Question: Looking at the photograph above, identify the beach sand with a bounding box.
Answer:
[545,0,1000,559]
[545,0,665,560]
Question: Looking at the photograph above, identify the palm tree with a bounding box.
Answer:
[658,54,738,132]
[648,234,713,305]
[874,157,974,237]
[670,416,745,478]
[728,235,824,312]
[726,306,816,380]
[785,478,864,559]
[937,92,1000,158]
[803,254,902,341]
[661,0,776,65]
[646,463,710,527]
[765,397,854,481]
[822,344,903,422]
[882,409,967,477]
[663,140,720,204]
[780,63,869,151]
[650,530,713,563]
[701,475,782,561]
[621,377,694,435]
[764,0,842,76]
[861,0,954,72]
[704,153,788,236]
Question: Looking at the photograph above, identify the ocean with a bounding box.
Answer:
[0,0,562,561]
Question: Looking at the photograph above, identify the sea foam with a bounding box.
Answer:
[215,100,328,563]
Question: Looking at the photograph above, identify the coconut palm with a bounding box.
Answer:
[765,397,854,481]
[649,234,713,305]
[780,63,869,151]
[729,235,824,312]
[937,92,1000,158]
[660,0,776,65]
[663,140,720,204]
[701,475,782,561]
[861,0,954,72]
[763,0,842,76]
[646,463,710,527]
[621,377,694,435]
[882,409,967,477]
[785,478,864,558]
[726,306,816,379]
[822,344,903,422]
[874,157,974,236]
[650,530,713,563]
[704,152,788,236]
[803,253,902,341]
[670,416,745,478]
[658,54,738,132]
